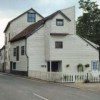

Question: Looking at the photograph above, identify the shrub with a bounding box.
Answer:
[77,64,84,72]
[84,79,90,83]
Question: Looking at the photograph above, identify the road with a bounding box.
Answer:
[0,73,100,100]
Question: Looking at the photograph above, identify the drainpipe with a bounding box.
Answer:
[25,38,29,76]
[49,33,51,81]
[99,45,100,62]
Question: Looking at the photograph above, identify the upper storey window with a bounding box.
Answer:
[55,41,63,48]
[56,19,64,26]
[27,13,36,22]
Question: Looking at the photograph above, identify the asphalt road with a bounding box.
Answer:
[0,73,100,100]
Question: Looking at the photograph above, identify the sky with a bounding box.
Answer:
[0,0,100,49]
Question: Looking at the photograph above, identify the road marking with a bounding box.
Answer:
[33,93,49,100]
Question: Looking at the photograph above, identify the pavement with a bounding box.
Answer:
[0,73,100,100]
[62,83,100,92]
[5,72,100,92]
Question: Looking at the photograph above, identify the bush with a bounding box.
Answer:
[77,64,84,72]
[84,79,90,83]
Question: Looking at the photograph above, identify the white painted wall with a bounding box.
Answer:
[6,9,43,39]
[51,13,70,34]
[27,7,99,77]
[4,9,43,72]
[0,48,5,71]
[44,20,51,61]
[61,6,76,34]
[27,27,47,77]
[50,35,99,75]
[10,39,27,71]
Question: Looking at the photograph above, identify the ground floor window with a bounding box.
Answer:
[92,61,99,71]
[13,62,16,69]
[47,61,62,72]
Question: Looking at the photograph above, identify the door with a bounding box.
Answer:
[10,61,13,73]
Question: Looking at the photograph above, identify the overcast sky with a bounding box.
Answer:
[0,0,100,48]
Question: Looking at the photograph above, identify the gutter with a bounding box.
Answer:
[25,38,29,76]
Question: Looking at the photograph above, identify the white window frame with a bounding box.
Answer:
[91,60,99,71]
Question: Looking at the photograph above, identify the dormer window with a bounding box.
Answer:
[28,13,36,22]
[56,19,64,26]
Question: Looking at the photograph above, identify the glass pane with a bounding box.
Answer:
[55,42,63,48]
[93,62,97,70]
[28,13,35,22]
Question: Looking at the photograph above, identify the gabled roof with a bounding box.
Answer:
[4,8,44,33]
[78,35,99,50]
[43,10,71,22]
[10,20,44,42]
[10,10,71,42]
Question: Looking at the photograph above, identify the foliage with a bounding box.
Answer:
[66,64,70,68]
[84,79,90,83]
[77,0,100,45]
[77,64,84,72]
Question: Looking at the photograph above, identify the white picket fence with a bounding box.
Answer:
[29,70,100,83]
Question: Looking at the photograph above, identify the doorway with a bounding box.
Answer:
[47,61,62,72]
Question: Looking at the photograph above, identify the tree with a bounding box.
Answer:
[77,0,100,45]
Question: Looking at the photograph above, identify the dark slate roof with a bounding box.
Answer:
[10,10,71,42]
[10,20,44,42]
[4,8,44,33]
[43,10,71,22]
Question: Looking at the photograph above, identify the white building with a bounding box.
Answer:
[0,46,5,72]
[3,6,100,82]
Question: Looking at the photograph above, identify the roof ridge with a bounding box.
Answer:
[4,8,44,33]
[10,10,71,43]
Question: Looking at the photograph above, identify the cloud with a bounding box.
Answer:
[0,18,11,48]
[0,0,100,48]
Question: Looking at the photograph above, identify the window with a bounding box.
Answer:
[16,46,19,61]
[56,19,64,26]
[13,48,16,56]
[92,61,98,71]
[5,37,7,44]
[27,13,36,22]
[55,41,63,48]
[21,46,25,55]
[13,62,16,69]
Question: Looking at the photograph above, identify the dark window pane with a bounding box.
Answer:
[55,41,63,48]
[21,46,25,55]
[13,62,16,69]
[16,46,19,61]
[56,19,64,26]
[28,13,36,22]
[13,48,16,56]
[92,61,98,71]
